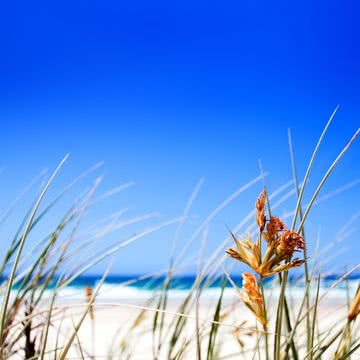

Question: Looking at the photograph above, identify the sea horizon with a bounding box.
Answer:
[4,273,358,303]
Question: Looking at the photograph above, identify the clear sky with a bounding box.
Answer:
[1,1,359,274]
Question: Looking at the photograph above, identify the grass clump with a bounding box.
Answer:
[0,109,359,359]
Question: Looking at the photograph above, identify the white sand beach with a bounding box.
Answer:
[38,288,351,359]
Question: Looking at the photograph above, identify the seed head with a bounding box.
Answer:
[243,273,262,302]
[85,286,94,320]
[256,191,266,232]
[226,193,306,278]
[226,230,305,278]
[277,230,305,257]
[263,216,285,243]
[226,232,261,271]
[240,273,266,326]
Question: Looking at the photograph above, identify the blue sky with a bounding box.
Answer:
[1,1,359,274]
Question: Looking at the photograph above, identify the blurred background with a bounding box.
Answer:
[1,0,359,274]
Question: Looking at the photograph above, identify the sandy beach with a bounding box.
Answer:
[38,287,351,359]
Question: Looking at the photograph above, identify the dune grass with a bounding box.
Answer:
[0,111,359,359]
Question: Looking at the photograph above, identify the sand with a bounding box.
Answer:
[39,290,350,359]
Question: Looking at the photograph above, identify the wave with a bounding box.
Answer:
[32,281,359,303]
[4,274,359,303]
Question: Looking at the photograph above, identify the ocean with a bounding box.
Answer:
[27,273,360,302]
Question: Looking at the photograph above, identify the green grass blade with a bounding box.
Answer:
[206,278,226,360]
[310,275,321,360]
[291,106,338,230]
[0,154,69,349]
[297,128,360,233]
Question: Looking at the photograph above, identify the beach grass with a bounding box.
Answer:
[0,111,359,359]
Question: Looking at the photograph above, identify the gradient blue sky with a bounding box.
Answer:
[1,1,359,274]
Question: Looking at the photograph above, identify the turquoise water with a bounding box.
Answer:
[66,273,360,290]
[3,274,358,301]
